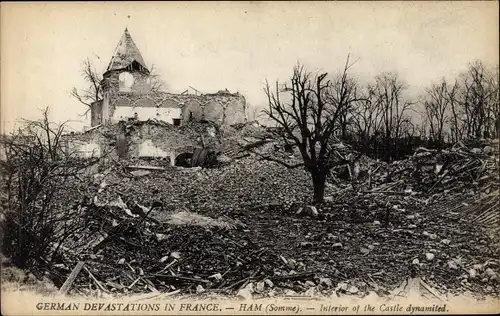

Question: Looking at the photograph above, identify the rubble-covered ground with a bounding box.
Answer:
[1,136,499,301]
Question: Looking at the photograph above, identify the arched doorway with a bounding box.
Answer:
[174,152,194,167]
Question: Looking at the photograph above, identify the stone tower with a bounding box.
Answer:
[94,28,153,125]
[89,28,247,128]
[103,28,151,94]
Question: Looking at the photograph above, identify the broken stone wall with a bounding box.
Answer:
[127,123,200,159]
[61,125,125,160]
[74,117,226,165]
[179,92,247,125]
[105,91,247,126]
[61,132,105,159]
[201,92,247,125]
[102,70,152,95]
[127,122,223,162]
[71,121,220,162]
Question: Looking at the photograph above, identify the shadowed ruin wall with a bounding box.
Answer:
[129,124,199,158]
[64,121,222,164]
[61,130,113,159]
[91,101,103,127]
[181,92,247,125]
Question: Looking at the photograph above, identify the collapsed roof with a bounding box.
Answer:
[106,28,148,73]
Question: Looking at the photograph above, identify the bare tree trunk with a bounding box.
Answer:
[261,58,361,205]
[311,169,326,204]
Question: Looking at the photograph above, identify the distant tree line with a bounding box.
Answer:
[261,57,499,203]
[347,60,498,160]
[331,60,499,161]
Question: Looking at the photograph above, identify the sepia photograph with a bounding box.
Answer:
[0,1,499,315]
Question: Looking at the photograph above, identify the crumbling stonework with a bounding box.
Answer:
[94,91,247,127]
[61,125,121,160]
[82,29,249,165]
[64,120,223,166]
[90,29,247,127]
[90,101,103,127]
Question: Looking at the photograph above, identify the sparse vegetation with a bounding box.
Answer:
[0,108,99,269]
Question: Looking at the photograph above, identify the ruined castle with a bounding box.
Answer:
[90,28,247,127]
[63,29,250,165]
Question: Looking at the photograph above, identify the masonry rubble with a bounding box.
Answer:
[89,29,248,127]
[5,27,500,300]
[61,118,229,167]
[5,128,500,298]
[27,137,499,298]
[64,28,255,167]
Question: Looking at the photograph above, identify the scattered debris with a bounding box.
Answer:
[236,283,253,300]
[196,285,205,294]
[58,261,85,295]
[130,170,152,177]
[2,136,498,299]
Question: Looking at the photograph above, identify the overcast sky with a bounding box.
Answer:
[1,1,498,133]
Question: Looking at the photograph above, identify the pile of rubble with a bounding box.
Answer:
[2,134,499,299]
[90,156,320,213]
[31,181,500,299]
[358,141,499,193]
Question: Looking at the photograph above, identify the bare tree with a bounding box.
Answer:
[423,78,452,148]
[370,72,414,160]
[259,57,361,203]
[456,61,499,139]
[71,58,103,115]
[416,119,428,139]
[245,102,267,123]
[351,86,385,151]
[71,59,165,116]
[1,108,100,269]
[326,66,360,141]
[485,65,499,138]
[148,64,165,94]
[446,80,461,143]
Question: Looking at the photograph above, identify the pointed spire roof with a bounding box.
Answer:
[106,28,148,73]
